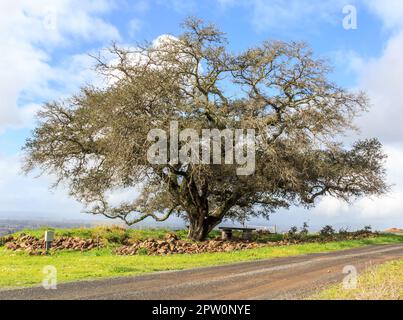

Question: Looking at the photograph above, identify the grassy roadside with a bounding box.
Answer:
[0,234,402,290]
[311,258,403,300]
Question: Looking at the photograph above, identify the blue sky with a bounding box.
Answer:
[1,0,403,231]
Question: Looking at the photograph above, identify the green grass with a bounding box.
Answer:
[8,226,220,244]
[311,258,403,300]
[0,233,401,290]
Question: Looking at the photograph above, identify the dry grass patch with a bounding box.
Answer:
[312,259,403,300]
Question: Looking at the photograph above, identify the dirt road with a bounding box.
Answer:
[1,243,402,300]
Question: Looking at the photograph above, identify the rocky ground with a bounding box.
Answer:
[115,233,262,255]
[111,231,379,256]
[1,232,262,256]
[3,234,101,255]
[0,230,379,256]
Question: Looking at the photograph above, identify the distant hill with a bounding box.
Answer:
[0,219,95,236]
[0,218,187,237]
[384,228,403,234]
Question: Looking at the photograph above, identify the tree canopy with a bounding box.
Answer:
[23,18,388,240]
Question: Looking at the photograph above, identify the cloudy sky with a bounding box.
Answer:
[0,0,402,231]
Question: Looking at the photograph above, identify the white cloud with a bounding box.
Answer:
[313,197,350,217]
[0,1,119,44]
[0,154,83,219]
[313,144,403,219]
[356,191,403,218]
[0,0,120,132]
[353,31,403,142]
[364,0,403,30]
[339,1,403,143]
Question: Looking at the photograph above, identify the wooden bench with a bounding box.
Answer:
[218,227,256,241]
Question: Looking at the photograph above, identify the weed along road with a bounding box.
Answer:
[1,243,402,300]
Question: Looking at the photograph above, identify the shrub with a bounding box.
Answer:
[88,226,131,244]
[338,227,350,235]
[0,235,13,247]
[137,248,148,255]
[254,231,283,243]
[284,226,299,240]
[300,222,309,237]
[320,225,336,237]
[363,225,372,233]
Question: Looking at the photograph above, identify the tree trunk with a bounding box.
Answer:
[187,215,221,241]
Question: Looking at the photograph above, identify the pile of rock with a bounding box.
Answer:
[4,234,101,255]
[115,233,262,256]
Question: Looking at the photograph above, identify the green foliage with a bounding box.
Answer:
[253,232,284,243]
[137,248,148,255]
[364,225,372,232]
[98,226,129,244]
[300,222,309,237]
[284,223,310,241]
[320,225,336,237]
[288,226,298,236]
[338,227,350,235]
[0,236,9,247]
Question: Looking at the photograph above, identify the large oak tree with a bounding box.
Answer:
[24,18,388,241]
